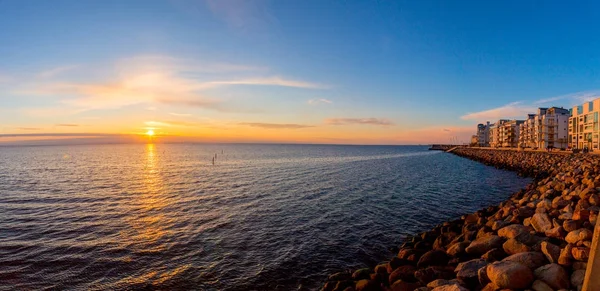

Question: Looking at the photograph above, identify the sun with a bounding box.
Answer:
[146,129,155,136]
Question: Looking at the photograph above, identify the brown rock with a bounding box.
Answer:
[531,213,553,232]
[481,282,499,291]
[502,252,547,270]
[573,209,590,221]
[355,279,378,291]
[389,280,421,291]
[431,285,469,291]
[571,269,585,287]
[427,279,455,288]
[531,279,554,291]
[389,265,417,284]
[533,264,570,290]
[352,268,372,281]
[481,248,507,262]
[455,259,487,288]
[486,261,534,289]
[414,266,455,285]
[417,249,449,268]
[497,224,529,239]
[502,238,530,255]
[558,244,574,266]
[466,235,505,255]
[545,226,565,238]
[540,241,560,263]
[447,241,469,257]
[563,220,578,232]
[571,246,590,261]
[573,262,587,270]
[565,228,593,244]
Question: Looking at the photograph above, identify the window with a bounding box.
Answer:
[595,112,598,122]
[590,102,594,112]
[578,105,584,115]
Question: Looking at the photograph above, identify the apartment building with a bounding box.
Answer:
[519,107,570,149]
[569,99,600,150]
[489,119,509,148]
[498,120,524,148]
[476,121,491,146]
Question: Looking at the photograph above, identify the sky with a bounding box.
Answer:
[1,0,600,145]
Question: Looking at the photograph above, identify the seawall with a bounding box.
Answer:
[321,148,598,291]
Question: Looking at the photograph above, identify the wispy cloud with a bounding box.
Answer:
[56,124,79,127]
[239,122,314,129]
[16,127,41,131]
[38,65,79,78]
[169,112,192,117]
[0,133,121,138]
[324,118,394,126]
[533,90,600,105]
[461,102,536,121]
[205,0,275,31]
[14,55,323,113]
[145,120,199,127]
[308,98,333,105]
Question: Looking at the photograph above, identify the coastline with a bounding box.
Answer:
[321,148,597,291]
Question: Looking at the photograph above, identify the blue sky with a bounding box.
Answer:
[1,0,600,144]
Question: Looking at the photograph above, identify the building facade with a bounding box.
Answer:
[569,99,600,150]
[476,121,491,146]
[499,119,524,148]
[519,107,570,149]
[489,119,509,148]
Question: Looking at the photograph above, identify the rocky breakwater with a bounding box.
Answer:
[321,148,598,291]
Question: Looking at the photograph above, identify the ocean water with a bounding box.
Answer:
[0,144,530,290]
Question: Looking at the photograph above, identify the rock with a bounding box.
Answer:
[540,241,560,263]
[417,249,449,268]
[464,213,479,224]
[389,280,421,291]
[502,238,531,255]
[563,220,578,232]
[374,263,388,275]
[503,252,547,270]
[571,246,590,261]
[531,213,553,232]
[478,266,489,286]
[481,248,507,262]
[447,242,470,257]
[492,220,510,231]
[389,265,417,284]
[571,269,585,287]
[466,235,505,255]
[573,209,590,221]
[545,226,565,238]
[414,266,455,285]
[531,279,554,291]
[573,262,587,270]
[486,261,534,289]
[533,264,570,290]
[329,271,352,281]
[481,282,499,291]
[352,268,372,280]
[398,248,422,261]
[387,257,411,273]
[431,285,469,291]
[427,279,454,288]
[455,259,487,288]
[565,229,593,244]
[497,224,529,239]
[355,279,378,291]
[558,244,574,266]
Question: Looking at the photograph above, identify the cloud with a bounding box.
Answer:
[308,98,333,105]
[239,122,314,129]
[394,126,474,144]
[38,65,79,78]
[14,55,323,113]
[324,118,394,126]
[169,112,192,117]
[460,102,536,121]
[16,127,41,130]
[0,133,121,138]
[205,0,274,31]
[145,120,199,127]
[56,124,79,127]
[534,90,600,106]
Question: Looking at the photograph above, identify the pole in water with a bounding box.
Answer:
[212,156,215,165]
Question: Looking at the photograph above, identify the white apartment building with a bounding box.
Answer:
[569,99,600,150]
[476,121,491,146]
[519,107,570,149]
[499,119,524,148]
[489,119,509,148]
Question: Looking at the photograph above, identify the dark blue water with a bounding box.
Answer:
[0,144,530,290]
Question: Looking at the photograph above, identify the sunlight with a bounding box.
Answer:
[146,129,155,136]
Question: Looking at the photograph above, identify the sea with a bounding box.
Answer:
[0,144,531,290]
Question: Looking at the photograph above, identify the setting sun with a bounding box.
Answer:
[146,130,155,136]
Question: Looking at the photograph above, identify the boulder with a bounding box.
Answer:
[355,279,378,291]
[573,262,587,270]
[417,249,449,268]
[571,246,590,261]
[497,224,530,239]
[389,265,417,284]
[427,279,455,288]
[531,279,554,291]
[486,261,534,289]
[558,244,574,266]
[571,269,585,287]
[502,252,547,270]
[414,266,455,285]
[545,226,565,238]
[466,235,504,255]
[431,285,469,291]
[531,213,553,232]
[540,241,560,263]
[565,228,593,244]
[389,280,421,291]
[455,259,487,288]
[481,248,507,262]
[502,238,530,255]
[352,268,372,281]
[446,241,470,257]
[533,264,570,290]
[563,220,578,232]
